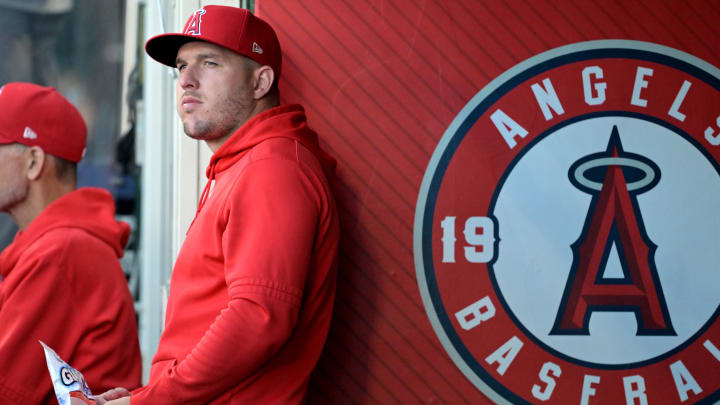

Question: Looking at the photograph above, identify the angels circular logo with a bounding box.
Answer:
[414,40,720,404]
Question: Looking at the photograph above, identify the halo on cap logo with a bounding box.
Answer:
[414,40,720,404]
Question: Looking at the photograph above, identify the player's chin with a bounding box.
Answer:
[183,120,219,141]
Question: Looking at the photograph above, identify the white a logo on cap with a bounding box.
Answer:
[252,42,263,54]
[23,126,37,140]
[185,8,206,36]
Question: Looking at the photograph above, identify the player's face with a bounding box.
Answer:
[175,41,256,148]
[0,144,28,212]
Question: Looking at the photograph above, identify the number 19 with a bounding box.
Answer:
[440,216,497,263]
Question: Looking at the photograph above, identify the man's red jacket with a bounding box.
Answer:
[132,104,340,404]
[0,188,142,404]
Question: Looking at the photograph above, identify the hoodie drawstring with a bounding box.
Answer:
[189,164,216,231]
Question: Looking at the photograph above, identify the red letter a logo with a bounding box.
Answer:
[551,127,675,336]
[184,8,206,36]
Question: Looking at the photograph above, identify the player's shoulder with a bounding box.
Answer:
[247,138,325,176]
[248,137,299,162]
[26,227,114,265]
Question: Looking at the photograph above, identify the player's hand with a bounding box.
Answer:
[102,398,130,405]
[93,387,131,404]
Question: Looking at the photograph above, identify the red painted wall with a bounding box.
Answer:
[257,1,720,403]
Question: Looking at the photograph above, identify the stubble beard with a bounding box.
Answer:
[183,119,219,141]
[0,177,28,213]
[182,87,253,142]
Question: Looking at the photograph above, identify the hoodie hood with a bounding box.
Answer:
[197,104,336,213]
[0,188,129,277]
[209,104,336,177]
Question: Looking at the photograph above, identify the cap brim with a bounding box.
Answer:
[0,132,14,145]
[146,33,253,69]
[145,33,199,67]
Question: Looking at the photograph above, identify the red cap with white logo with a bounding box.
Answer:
[0,82,87,163]
[145,5,282,79]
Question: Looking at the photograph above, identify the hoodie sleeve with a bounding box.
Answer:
[132,157,320,404]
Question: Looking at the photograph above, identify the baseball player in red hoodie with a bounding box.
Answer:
[99,6,340,405]
[0,82,142,404]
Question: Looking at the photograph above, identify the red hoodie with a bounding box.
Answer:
[0,187,142,404]
[131,104,340,404]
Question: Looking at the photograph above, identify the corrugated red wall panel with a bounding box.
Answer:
[257,1,720,403]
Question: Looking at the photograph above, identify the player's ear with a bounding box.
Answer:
[25,146,46,181]
[253,65,274,100]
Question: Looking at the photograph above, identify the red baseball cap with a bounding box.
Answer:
[0,82,87,163]
[145,5,282,79]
